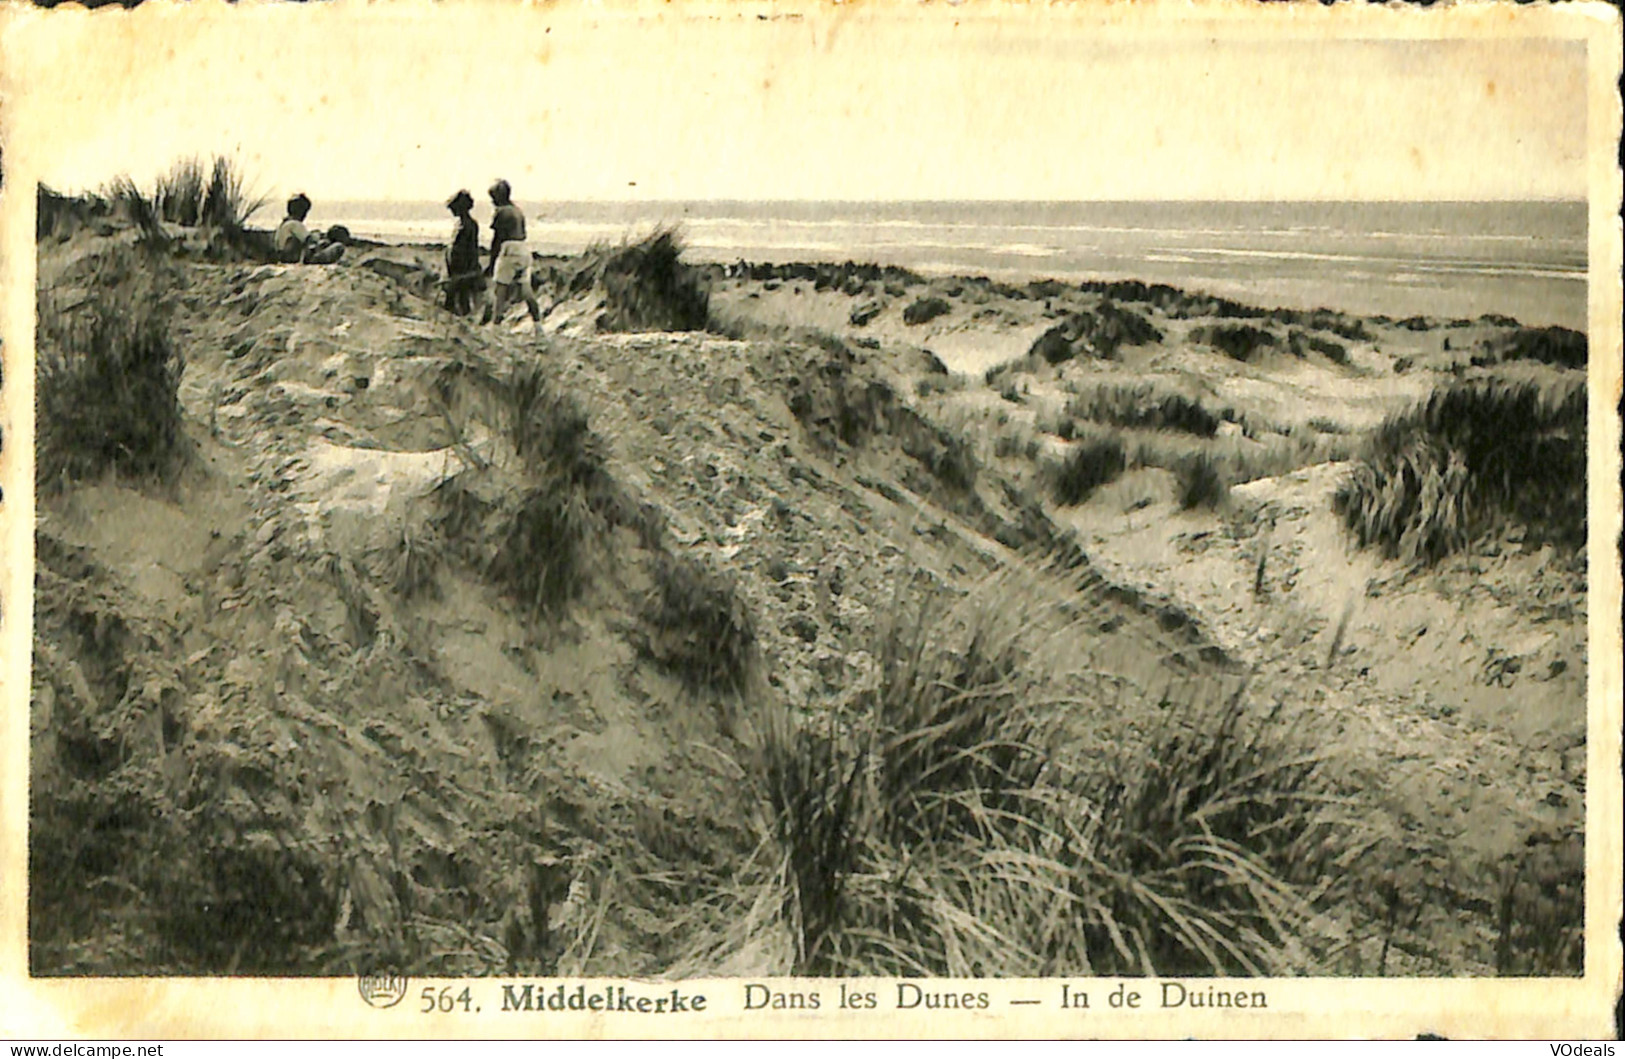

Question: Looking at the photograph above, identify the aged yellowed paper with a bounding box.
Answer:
[1,0,1620,1039]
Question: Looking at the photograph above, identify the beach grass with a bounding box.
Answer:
[1048,434,1128,506]
[750,579,1347,976]
[1334,373,1586,563]
[103,176,169,249]
[1175,450,1229,510]
[36,242,186,488]
[1064,382,1221,438]
[201,155,269,233]
[576,226,710,332]
[156,157,207,227]
[645,552,758,696]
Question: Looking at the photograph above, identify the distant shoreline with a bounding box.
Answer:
[343,232,1587,335]
[317,197,1584,332]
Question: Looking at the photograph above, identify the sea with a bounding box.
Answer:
[321,200,1588,331]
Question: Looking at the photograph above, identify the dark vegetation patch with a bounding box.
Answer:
[1175,450,1229,510]
[1028,301,1162,364]
[430,361,638,617]
[1065,384,1220,437]
[1492,829,1584,975]
[755,586,1346,975]
[984,361,1016,387]
[1077,278,1251,319]
[1074,280,1374,340]
[1266,307,1375,342]
[37,184,114,242]
[901,296,952,326]
[580,228,710,332]
[105,176,169,250]
[1193,323,1278,362]
[644,553,757,695]
[41,158,272,261]
[724,259,923,289]
[1475,326,1587,371]
[156,155,268,234]
[492,487,597,617]
[1287,329,1350,364]
[1047,435,1127,506]
[959,275,1029,300]
[848,300,884,327]
[36,243,187,488]
[1334,374,1586,563]
[899,419,979,494]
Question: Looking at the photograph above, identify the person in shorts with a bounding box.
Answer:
[273,193,345,265]
[484,179,542,325]
[443,190,485,316]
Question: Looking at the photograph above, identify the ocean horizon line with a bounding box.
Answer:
[306,197,1586,329]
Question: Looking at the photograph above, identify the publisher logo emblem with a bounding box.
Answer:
[358,974,410,1009]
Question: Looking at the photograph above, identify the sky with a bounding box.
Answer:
[0,2,1596,205]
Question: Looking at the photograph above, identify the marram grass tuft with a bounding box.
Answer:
[1335,373,1586,564]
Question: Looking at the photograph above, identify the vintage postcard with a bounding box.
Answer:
[0,0,1620,1040]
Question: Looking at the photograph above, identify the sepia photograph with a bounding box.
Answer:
[0,0,1619,1039]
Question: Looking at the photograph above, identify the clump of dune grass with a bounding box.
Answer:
[156,157,207,227]
[1123,424,1354,493]
[36,243,185,488]
[430,467,599,619]
[103,176,169,250]
[37,185,111,242]
[425,360,627,618]
[389,522,445,600]
[902,296,952,326]
[580,226,710,332]
[200,156,269,234]
[645,552,757,694]
[1079,682,1345,974]
[898,413,979,493]
[494,484,597,617]
[1066,383,1220,437]
[1334,373,1586,563]
[1272,308,1373,343]
[503,357,663,539]
[1495,826,1583,975]
[1030,301,1163,364]
[1176,450,1229,510]
[154,155,266,234]
[1477,326,1587,371]
[1287,329,1350,365]
[1193,323,1278,362]
[758,706,864,973]
[750,581,1349,977]
[1048,435,1127,505]
[36,185,74,241]
[505,362,611,495]
[983,360,1024,388]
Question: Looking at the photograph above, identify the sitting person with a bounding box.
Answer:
[442,190,486,316]
[483,179,542,325]
[273,193,345,265]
